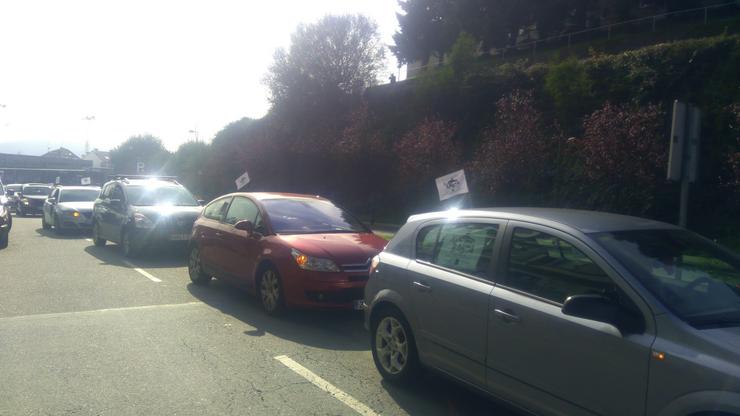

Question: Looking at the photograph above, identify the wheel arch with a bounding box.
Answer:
[655,391,740,416]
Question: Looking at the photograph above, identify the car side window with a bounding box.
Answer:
[505,228,615,304]
[203,198,230,221]
[416,225,441,262]
[100,184,110,199]
[50,189,59,199]
[432,223,499,278]
[224,197,259,225]
[254,212,267,234]
[110,185,124,201]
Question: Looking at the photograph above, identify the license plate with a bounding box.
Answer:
[353,300,366,311]
[169,234,189,241]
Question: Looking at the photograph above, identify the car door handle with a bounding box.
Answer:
[494,309,520,323]
[412,281,432,292]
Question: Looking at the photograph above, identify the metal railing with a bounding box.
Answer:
[407,1,739,78]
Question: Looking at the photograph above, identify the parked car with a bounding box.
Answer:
[0,182,12,248]
[92,176,202,257]
[188,192,387,315]
[4,184,22,212]
[42,186,101,232]
[364,208,740,416]
[15,183,53,216]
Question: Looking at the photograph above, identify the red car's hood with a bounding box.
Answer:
[279,233,387,265]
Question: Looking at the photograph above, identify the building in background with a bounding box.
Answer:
[81,148,112,169]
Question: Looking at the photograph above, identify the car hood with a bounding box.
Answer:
[58,201,95,211]
[280,233,387,265]
[703,326,740,351]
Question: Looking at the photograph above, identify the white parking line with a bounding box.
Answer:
[0,302,203,322]
[122,260,162,283]
[274,355,379,416]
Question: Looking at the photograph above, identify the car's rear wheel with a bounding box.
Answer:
[92,222,106,247]
[258,266,285,316]
[188,246,211,285]
[0,231,8,249]
[121,230,139,258]
[371,307,420,383]
[41,214,51,230]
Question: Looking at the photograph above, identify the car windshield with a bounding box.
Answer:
[59,189,99,203]
[125,185,199,206]
[594,229,740,329]
[262,198,367,234]
[22,186,51,196]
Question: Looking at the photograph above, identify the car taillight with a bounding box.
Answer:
[369,255,380,275]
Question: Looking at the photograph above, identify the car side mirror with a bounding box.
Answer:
[562,294,622,329]
[47,197,57,204]
[234,220,254,234]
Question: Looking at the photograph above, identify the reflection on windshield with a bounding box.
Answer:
[126,186,199,206]
[59,189,100,203]
[594,229,740,329]
[262,198,367,234]
[22,186,51,196]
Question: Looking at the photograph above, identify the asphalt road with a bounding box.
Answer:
[0,217,519,416]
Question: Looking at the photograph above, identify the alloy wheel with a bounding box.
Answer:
[375,316,409,375]
[260,269,280,313]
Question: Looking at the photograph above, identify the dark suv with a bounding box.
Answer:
[16,183,52,216]
[91,176,203,257]
[0,181,12,248]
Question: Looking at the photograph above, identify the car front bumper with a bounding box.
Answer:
[57,212,94,230]
[282,269,369,311]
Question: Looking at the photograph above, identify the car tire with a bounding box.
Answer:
[188,246,211,285]
[17,206,25,217]
[258,266,285,316]
[371,306,420,384]
[121,230,139,258]
[53,214,64,234]
[42,215,51,230]
[0,231,8,249]
[92,222,106,247]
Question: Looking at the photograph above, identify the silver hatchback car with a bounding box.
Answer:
[364,208,740,416]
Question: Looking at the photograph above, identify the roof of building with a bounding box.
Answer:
[42,147,80,159]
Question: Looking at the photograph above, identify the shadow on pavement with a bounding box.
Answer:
[35,227,90,240]
[187,279,368,351]
[83,244,188,269]
[379,373,521,416]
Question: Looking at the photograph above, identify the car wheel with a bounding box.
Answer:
[121,230,139,258]
[53,214,64,234]
[42,215,51,230]
[258,266,285,316]
[92,222,106,247]
[17,206,25,217]
[0,231,8,249]
[371,307,420,383]
[188,246,211,285]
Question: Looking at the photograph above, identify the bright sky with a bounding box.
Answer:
[0,0,402,154]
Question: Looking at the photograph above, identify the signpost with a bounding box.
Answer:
[81,177,91,185]
[235,171,250,190]
[136,162,145,174]
[435,169,469,204]
[667,100,701,228]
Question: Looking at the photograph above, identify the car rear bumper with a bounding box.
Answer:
[282,270,369,310]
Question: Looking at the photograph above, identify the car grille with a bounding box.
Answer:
[305,288,365,304]
[341,258,371,273]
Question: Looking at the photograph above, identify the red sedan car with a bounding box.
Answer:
[188,192,387,314]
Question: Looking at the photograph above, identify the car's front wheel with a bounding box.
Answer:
[188,246,211,285]
[371,307,420,384]
[121,230,139,258]
[258,266,285,316]
[92,222,106,247]
[41,214,51,230]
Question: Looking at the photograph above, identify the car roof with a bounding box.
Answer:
[407,207,679,234]
[116,179,182,187]
[23,183,52,187]
[226,192,328,202]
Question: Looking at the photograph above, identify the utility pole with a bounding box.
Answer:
[667,100,701,228]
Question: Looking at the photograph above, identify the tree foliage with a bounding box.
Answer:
[394,117,460,182]
[266,14,386,114]
[164,141,212,199]
[110,134,170,175]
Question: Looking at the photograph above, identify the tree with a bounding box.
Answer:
[110,135,171,175]
[164,141,212,199]
[472,90,556,202]
[395,117,460,182]
[265,14,386,113]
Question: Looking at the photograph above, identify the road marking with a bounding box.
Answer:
[122,260,162,282]
[274,355,379,416]
[0,302,203,322]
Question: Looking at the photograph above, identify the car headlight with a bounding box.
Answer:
[21,198,29,204]
[291,249,340,272]
[133,212,155,229]
[66,211,81,218]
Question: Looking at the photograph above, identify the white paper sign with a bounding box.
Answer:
[81,177,91,185]
[55,176,61,184]
[435,169,469,201]
[235,171,250,190]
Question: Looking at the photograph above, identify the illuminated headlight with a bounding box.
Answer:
[22,198,29,205]
[133,212,155,229]
[291,249,340,272]
[66,211,81,217]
